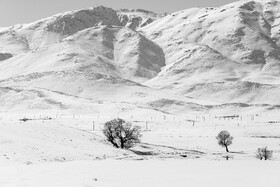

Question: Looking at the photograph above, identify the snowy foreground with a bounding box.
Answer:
[0,112,280,186]
[0,160,280,187]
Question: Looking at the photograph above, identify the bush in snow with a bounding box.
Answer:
[216,130,233,152]
[255,147,273,160]
[103,118,142,149]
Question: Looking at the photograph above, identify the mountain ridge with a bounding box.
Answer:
[0,1,280,114]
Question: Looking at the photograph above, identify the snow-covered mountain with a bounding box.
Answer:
[141,0,280,105]
[0,1,280,114]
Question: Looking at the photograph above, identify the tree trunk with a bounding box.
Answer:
[120,139,124,149]
[225,145,229,152]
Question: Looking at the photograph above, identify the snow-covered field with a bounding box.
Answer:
[0,112,280,186]
[1,160,280,187]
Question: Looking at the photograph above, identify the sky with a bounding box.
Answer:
[0,0,236,27]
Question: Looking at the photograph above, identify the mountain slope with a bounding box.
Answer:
[0,6,170,113]
[141,0,280,73]
[141,0,280,105]
[0,25,165,82]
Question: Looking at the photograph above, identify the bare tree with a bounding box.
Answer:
[216,130,233,152]
[103,118,142,149]
[255,147,273,160]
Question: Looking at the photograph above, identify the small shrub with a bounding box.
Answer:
[255,147,273,160]
[216,130,233,152]
[103,118,142,149]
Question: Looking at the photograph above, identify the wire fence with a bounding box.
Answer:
[0,112,279,135]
